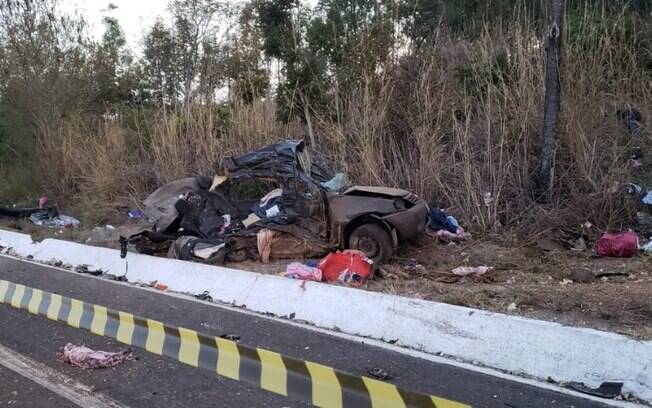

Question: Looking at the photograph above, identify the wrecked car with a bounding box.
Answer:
[121,140,428,265]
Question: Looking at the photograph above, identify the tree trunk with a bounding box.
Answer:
[537,0,565,199]
[301,93,316,148]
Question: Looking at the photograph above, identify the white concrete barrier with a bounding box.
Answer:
[1,229,650,403]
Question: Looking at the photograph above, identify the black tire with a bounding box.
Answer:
[348,223,394,265]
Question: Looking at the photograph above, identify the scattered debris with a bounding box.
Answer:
[150,281,168,291]
[219,334,241,341]
[321,173,348,192]
[0,205,55,218]
[483,192,494,207]
[367,367,392,380]
[195,291,213,302]
[167,236,226,265]
[74,264,103,276]
[283,262,323,281]
[637,212,652,229]
[452,266,492,277]
[642,239,652,253]
[59,343,132,369]
[0,203,80,229]
[596,231,639,258]
[643,192,652,205]
[568,381,623,399]
[128,209,143,219]
[30,213,80,229]
[626,183,643,196]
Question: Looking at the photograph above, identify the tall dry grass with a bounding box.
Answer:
[315,10,651,234]
[37,99,299,222]
[37,7,651,233]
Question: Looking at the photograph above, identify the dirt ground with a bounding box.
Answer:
[367,235,652,340]
[2,219,651,340]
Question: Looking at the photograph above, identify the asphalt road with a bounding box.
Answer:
[0,257,614,408]
[0,366,76,408]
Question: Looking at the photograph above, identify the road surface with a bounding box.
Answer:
[0,256,616,408]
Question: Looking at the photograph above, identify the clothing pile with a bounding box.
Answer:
[0,201,80,229]
[427,208,469,241]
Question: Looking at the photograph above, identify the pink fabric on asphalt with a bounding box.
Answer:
[60,343,132,369]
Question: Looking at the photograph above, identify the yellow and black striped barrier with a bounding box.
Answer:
[0,279,470,408]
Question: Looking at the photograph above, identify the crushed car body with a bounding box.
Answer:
[120,140,428,265]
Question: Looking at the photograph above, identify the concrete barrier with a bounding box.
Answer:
[1,229,650,403]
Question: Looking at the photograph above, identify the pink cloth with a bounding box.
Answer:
[596,231,639,258]
[257,229,274,264]
[283,262,322,281]
[60,343,132,369]
[429,227,470,241]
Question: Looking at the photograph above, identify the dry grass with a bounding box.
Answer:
[35,8,651,232]
[38,118,145,222]
[315,11,651,234]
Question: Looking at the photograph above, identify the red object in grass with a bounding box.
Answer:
[319,250,373,287]
[596,231,639,258]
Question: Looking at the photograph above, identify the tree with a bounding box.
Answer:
[218,2,269,103]
[307,0,396,87]
[0,0,91,121]
[91,15,136,108]
[255,0,397,143]
[537,0,565,198]
[170,0,223,104]
[0,0,94,199]
[398,0,546,46]
[142,20,180,104]
[0,0,91,157]
[255,0,325,136]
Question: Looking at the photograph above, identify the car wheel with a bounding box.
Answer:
[348,223,394,265]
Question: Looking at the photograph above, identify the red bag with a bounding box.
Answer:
[318,250,373,287]
[596,231,639,257]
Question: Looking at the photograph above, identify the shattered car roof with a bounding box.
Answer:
[223,140,331,184]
